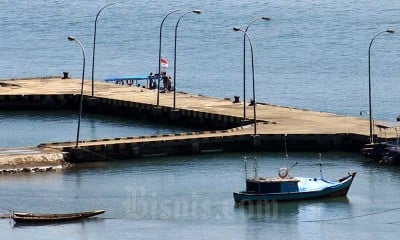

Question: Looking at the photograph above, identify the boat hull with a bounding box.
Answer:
[361,141,400,164]
[233,172,355,203]
[12,210,105,223]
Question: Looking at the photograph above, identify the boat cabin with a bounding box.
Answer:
[246,177,300,194]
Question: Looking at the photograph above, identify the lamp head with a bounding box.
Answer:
[68,36,76,41]
[386,29,395,34]
[233,27,242,32]
[192,10,201,14]
[261,17,271,21]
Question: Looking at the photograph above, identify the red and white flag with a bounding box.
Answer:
[160,58,168,68]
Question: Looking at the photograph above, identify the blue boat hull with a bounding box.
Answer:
[233,172,356,203]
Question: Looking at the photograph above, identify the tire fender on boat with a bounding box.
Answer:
[278,167,289,178]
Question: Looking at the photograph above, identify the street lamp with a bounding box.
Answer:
[233,27,257,136]
[368,29,394,143]
[173,10,201,109]
[68,35,86,148]
[157,9,181,106]
[91,3,116,97]
[242,17,270,120]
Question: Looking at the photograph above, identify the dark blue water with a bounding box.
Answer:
[1,1,400,239]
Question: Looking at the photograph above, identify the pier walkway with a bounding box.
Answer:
[0,76,396,172]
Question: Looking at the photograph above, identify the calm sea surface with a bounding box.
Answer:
[1,0,400,239]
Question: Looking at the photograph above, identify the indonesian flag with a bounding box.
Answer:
[160,58,168,68]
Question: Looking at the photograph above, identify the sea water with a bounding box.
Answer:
[1,1,400,239]
[1,0,400,120]
[1,152,400,239]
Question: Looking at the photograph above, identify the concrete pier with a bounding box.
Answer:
[0,76,397,169]
[0,147,65,173]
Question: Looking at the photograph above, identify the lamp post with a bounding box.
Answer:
[242,17,270,120]
[157,9,181,106]
[234,27,257,136]
[368,29,394,143]
[173,10,201,109]
[68,36,86,148]
[91,3,115,97]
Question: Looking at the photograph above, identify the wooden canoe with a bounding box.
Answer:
[11,210,105,223]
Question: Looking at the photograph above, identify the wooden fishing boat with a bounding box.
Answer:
[233,157,356,203]
[11,210,105,223]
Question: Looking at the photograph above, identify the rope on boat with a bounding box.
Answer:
[301,206,400,223]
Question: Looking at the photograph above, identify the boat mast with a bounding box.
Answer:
[318,153,323,178]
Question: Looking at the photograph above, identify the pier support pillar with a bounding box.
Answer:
[131,146,140,157]
[252,135,261,146]
[87,97,98,108]
[170,109,181,120]
[152,106,163,117]
[192,142,200,153]
[69,147,84,162]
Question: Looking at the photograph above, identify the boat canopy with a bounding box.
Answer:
[297,177,341,192]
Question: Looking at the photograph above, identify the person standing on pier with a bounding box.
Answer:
[148,72,155,89]
[162,72,170,92]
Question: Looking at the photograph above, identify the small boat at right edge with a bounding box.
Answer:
[233,157,356,204]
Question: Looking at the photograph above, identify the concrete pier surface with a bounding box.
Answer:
[0,76,397,170]
[0,147,64,173]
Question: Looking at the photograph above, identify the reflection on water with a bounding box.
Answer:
[234,197,350,223]
[11,218,105,229]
